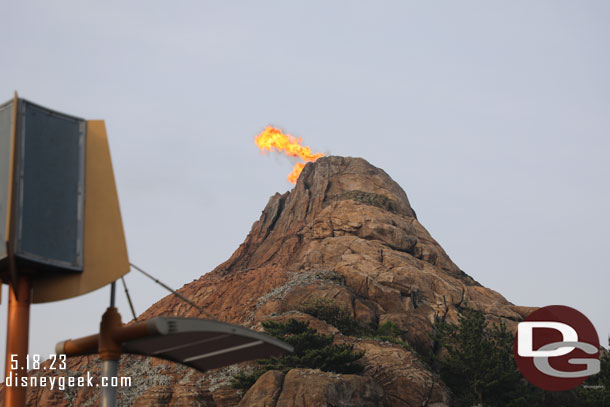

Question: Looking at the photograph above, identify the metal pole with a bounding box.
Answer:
[99,283,120,407]
[3,275,31,407]
[130,263,211,317]
[120,277,137,321]
[110,281,116,308]
[100,360,118,407]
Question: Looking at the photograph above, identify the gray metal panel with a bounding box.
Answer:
[14,100,86,271]
[123,318,293,372]
[0,100,13,263]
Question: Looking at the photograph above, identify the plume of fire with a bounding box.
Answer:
[255,126,324,183]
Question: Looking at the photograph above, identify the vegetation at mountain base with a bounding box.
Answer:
[232,298,422,391]
[577,338,610,407]
[231,319,364,390]
[235,298,609,406]
[429,307,545,407]
[299,297,413,350]
[428,307,609,407]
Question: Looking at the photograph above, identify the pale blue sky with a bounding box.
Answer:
[1,1,609,380]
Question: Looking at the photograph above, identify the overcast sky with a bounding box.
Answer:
[1,1,608,381]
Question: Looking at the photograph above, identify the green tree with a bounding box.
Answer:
[298,297,364,336]
[577,338,610,407]
[298,297,413,351]
[431,307,544,407]
[232,319,364,390]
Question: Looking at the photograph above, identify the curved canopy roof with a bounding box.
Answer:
[122,317,293,372]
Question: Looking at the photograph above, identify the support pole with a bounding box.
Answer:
[99,283,121,407]
[120,277,137,321]
[3,275,31,407]
[100,360,118,407]
[110,281,115,308]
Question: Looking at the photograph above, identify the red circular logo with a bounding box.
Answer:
[513,305,600,391]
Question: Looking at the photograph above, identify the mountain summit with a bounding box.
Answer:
[12,156,534,407]
[145,156,525,328]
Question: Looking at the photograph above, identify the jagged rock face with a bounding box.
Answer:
[238,369,384,407]
[147,156,526,338]
[3,156,534,407]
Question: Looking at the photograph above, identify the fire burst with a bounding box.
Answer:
[255,126,324,183]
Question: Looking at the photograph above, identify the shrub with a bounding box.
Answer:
[364,320,413,350]
[231,319,364,390]
[299,297,413,351]
[298,297,364,336]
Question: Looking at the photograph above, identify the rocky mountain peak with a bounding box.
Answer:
[295,155,417,219]
[11,156,536,407]
[214,155,462,280]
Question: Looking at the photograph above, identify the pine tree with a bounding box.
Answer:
[577,338,610,407]
[431,307,544,407]
[232,319,364,390]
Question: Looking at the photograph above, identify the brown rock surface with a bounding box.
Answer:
[1,156,531,406]
[237,370,284,407]
[239,369,383,407]
[353,340,450,406]
[275,369,383,407]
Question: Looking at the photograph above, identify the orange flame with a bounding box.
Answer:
[255,126,324,183]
